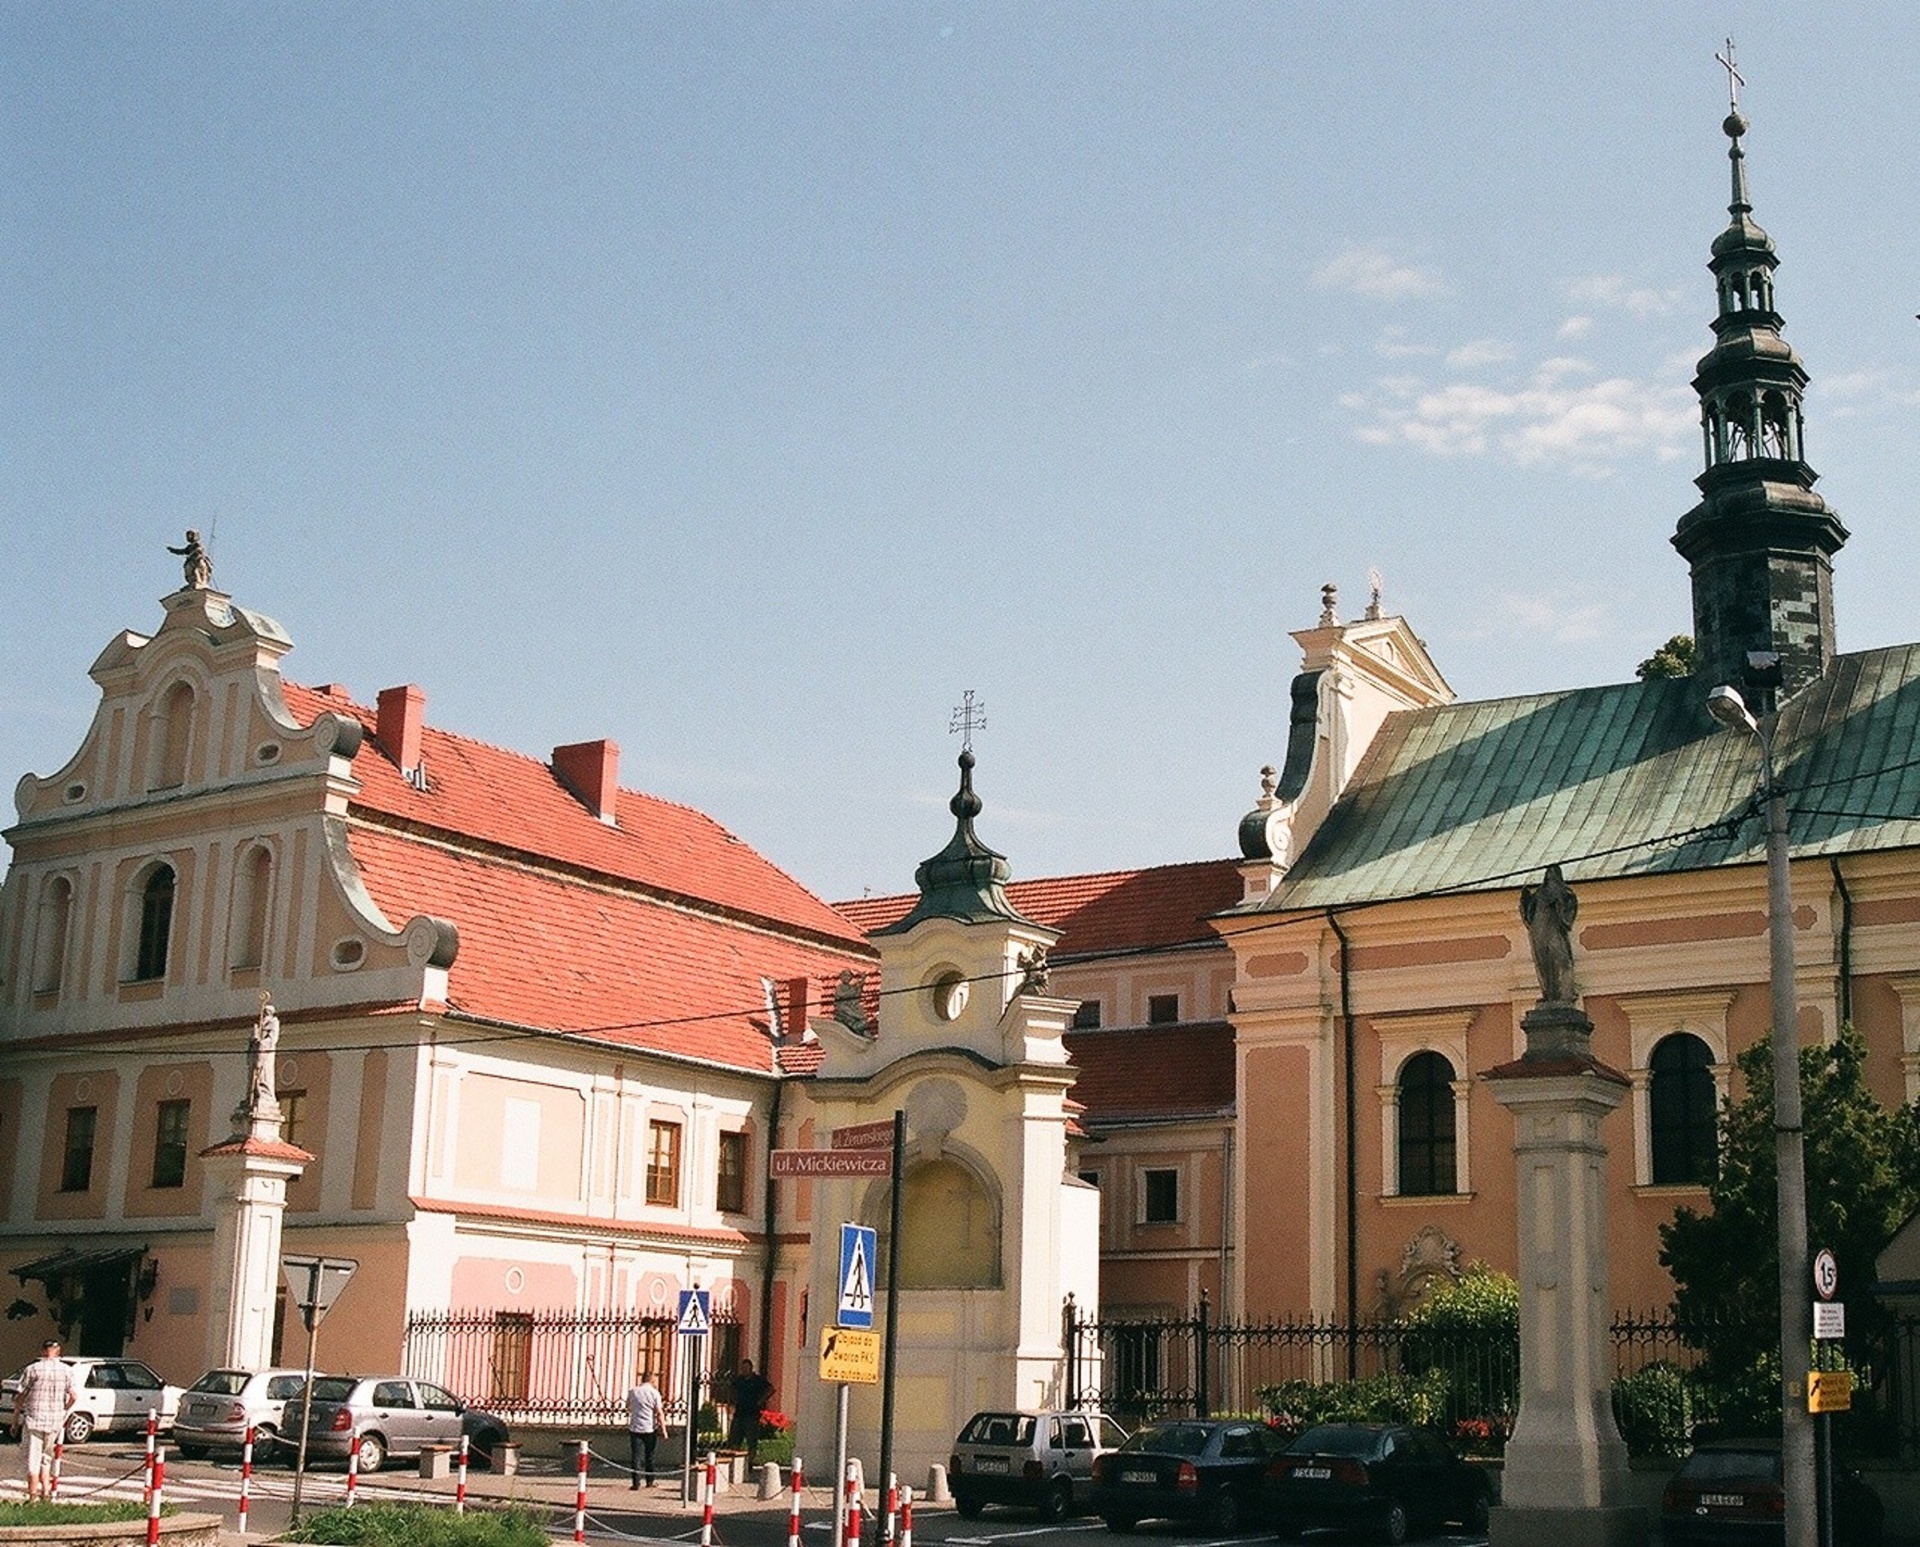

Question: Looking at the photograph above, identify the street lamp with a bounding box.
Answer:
[1707,683,1816,1547]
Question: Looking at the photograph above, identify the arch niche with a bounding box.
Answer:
[879,1154,1001,1290]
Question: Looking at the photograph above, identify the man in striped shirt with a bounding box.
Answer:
[12,1339,77,1502]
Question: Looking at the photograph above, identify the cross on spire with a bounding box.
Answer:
[1715,37,1745,110]
[949,690,987,753]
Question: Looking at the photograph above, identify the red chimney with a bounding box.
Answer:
[784,976,811,1040]
[552,739,621,824]
[376,685,426,777]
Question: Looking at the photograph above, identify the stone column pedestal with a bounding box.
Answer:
[199,1131,311,1372]
[1485,1003,1645,1547]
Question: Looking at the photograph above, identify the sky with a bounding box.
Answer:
[4,4,1917,905]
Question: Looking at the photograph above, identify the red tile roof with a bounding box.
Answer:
[836,859,1242,959]
[1064,1021,1236,1124]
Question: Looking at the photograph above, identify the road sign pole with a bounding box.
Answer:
[684,1332,698,1504]
[832,1382,850,1547]
[875,1110,905,1547]
[289,1292,322,1523]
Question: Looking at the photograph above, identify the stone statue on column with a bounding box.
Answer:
[167,530,214,591]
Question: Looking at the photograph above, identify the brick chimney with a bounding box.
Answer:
[552,739,620,824]
[376,685,426,780]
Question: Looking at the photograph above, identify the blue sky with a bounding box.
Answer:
[4,4,1917,903]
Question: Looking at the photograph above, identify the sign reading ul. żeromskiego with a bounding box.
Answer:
[770,1148,893,1177]
[831,1119,897,1151]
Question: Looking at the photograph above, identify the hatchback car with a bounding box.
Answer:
[0,1356,183,1444]
[950,1409,1129,1520]
[294,1374,511,1473]
[1091,1418,1287,1533]
[1660,1438,1883,1547]
[173,1368,310,1460]
[1266,1422,1494,1544]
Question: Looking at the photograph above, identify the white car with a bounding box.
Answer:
[1,1356,184,1444]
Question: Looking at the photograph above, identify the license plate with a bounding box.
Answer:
[1121,1470,1158,1485]
[1699,1494,1745,1508]
[973,1457,1008,1474]
[1296,1466,1332,1481]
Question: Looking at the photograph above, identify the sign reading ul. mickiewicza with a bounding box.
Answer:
[837,1223,877,1330]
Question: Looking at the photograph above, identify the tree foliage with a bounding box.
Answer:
[1635,634,1697,680]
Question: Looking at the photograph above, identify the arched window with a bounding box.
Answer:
[149,681,196,791]
[1650,1033,1718,1185]
[230,844,273,971]
[134,865,176,982]
[1397,1051,1457,1197]
[33,876,74,995]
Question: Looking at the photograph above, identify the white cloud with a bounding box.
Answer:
[1498,593,1611,643]
[1313,245,1446,302]
[1565,274,1685,318]
[1557,315,1594,339]
[1375,325,1439,359]
[1445,338,1516,370]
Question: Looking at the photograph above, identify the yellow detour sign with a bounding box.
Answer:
[819,1326,881,1385]
[1808,1370,1853,1413]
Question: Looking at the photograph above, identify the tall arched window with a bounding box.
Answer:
[1650,1033,1718,1185]
[134,865,176,982]
[149,681,196,791]
[1397,1051,1457,1197]
[230,844,273,970]
[33,876,74,996]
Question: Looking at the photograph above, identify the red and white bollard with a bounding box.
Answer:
[50,1432,63,1499]
[146,1446,166,1547]
[901,1485,914,1547]
[845,1461,863,1547]
[701,1451,718,1547]
[456,1432,470,1515]
[885,1471,898,1546]
[788,1457,806,1547]
[573,1438,590,1545]
[344,1429,361,1508]
[238,1425,255,1536]
[144,1408,158,1505]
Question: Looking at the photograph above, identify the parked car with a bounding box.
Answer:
[293,1375,511,1473]
[1660,1438,1884,1547]
[1091,1417,1286,1533]
[1266,1421,1494,1544]
[0,1356,183,1444]
[173,1367,311,1460]
[950,1409,1129,1520]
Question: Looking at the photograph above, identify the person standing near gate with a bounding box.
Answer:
[626,1369,667,1488]
[11,1339,77,1503]
[726,1357,773,1463]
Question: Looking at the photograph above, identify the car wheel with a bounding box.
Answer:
[1383,1500,1409,1546]
[1468,1490,1492,1533]
[1103,1516,1136,1534]
[252,1425,280,1464]
[176,1441,209,1461]
[467,1427,504,1470]
[955,1495,984,1520]
[354,1432,387,1474]
[1041,1479,1074,1523]
[1207,1488,1242,1534]
[63,1410,94,1445]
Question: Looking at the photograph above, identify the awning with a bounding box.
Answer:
[11,1245,148,1284]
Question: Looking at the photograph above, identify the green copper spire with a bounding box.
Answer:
[873,751,1036,934]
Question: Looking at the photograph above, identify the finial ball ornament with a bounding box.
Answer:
[1724,110,1748,139]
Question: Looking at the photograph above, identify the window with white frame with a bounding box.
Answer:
[1374,1010,1473,1199]
[1620,989,1731,1188]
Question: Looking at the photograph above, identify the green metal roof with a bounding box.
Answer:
[1247,643,1920,913]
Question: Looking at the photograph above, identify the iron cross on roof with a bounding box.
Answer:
[1715,37,1745,110]
[949,690,987,753]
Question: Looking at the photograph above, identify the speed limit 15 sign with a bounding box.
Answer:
[1814,1247,1839,1301]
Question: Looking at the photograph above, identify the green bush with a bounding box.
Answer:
[1611,1361,1695,1457]
[0,1500,157,1526]
[284,1501,548,1545]
[1399,1266,1521,1427]
[1258,1369,1451,1437]
[757,1428,795,1466]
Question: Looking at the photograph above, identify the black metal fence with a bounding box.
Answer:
[402,1308,743,1429]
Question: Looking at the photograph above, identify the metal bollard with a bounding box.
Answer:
[146,1446,165,1547]
[789,1456,806,1547]
[344,1429,360,1507]
[238,1425,255,1536]
[901,1485,914,1547]
[574,1438,590,1545]
[457,1433,470,1515]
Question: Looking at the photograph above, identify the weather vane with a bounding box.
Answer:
[949,690,987,753]
[1715,37,1744,111]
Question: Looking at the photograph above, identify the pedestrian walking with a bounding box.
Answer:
[11,1339,76,1503]
[626,1369,668,1488]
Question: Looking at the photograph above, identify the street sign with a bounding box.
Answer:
[1814,1302,1846,1340]
[1808,1370,1853,1413]
[281,1255,357,1333]
[832,1120,897,1151]
[1814,1247,1840,1301]
[819,1325,881,1384]
[676,1288,711,1337]
[771,1149,892,1178]
[838,1223,877,1329]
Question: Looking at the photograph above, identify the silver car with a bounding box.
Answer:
[950,1409,1129,1520]
[173,1368,309,1459]
[293,1374,511,1474]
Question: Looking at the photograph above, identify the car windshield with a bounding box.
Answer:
[1291,1426,1387,1459]
[308,1377,356,1402]
[960,1413,1035,1446]
[189,1371,250,1396]
[1680,1448,1781,1483]
[1122,1423,1213,1457]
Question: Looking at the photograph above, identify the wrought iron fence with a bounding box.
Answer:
[402,1307,742,1429]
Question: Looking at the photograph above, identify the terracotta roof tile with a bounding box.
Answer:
[1064,1021,1236,1124]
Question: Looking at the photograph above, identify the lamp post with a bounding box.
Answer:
[1707,683,1815,1547]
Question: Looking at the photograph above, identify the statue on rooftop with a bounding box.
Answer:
[831,970,870,1037]
[168,530,213,590]
[1519,864,1579,1005]
[1015,943,1051,996]
[247,992,281,1118]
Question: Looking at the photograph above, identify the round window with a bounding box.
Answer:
[930,970,969,1023]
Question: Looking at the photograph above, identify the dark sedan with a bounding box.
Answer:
[1092,1418,1287,1533]
[1660,1439,1883,1547]
[1266,1422,1493,1544]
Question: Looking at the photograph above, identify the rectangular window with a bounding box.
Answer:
[1072,999,1102,1030]
[1146,993,1180,1025]
[1142,1167,1179,1224]
[278,1090,307,1150]
[646,1120,682,1207]
[151,1099,191,1188]
[716,1129,749,1214]
[61,1106,98,1192]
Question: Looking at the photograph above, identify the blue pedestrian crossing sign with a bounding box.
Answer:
[676,1288,711,1337]
[838,1223,877,1329]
